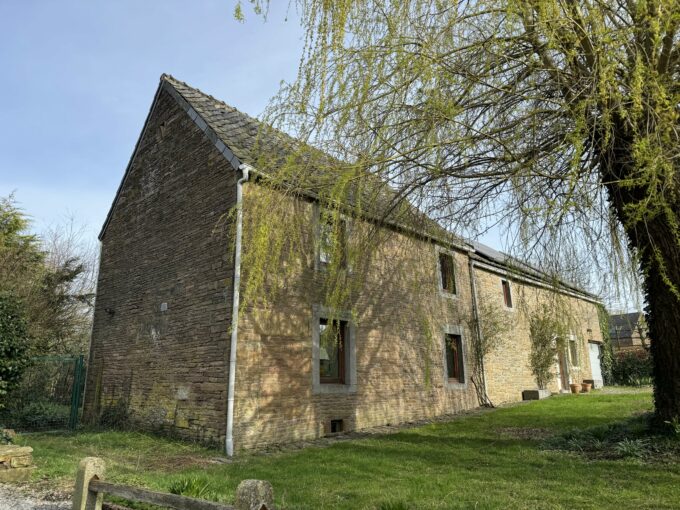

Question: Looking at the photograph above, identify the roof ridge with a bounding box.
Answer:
[160,73,265,127]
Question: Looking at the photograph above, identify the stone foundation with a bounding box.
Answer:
[0,445,35,482]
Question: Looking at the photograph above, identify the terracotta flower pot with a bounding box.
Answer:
[569,383,581,394]
[581,382,592,393]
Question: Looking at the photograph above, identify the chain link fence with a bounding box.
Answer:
[0,355,85,431]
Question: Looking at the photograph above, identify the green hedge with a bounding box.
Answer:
[611,350,653,386]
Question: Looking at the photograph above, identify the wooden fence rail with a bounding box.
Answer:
[72,457,273,510]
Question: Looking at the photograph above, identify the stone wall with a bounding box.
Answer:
[230,186,604,451]
[83,89,238,445]
[85,89,604,452]
[0,445,34,482]
[231,186,479,451]
[475,265,602,404]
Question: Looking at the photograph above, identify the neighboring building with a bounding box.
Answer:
[609,312,649,353]
[83,75,604,454]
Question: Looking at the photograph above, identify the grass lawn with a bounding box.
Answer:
[15,389,680,509]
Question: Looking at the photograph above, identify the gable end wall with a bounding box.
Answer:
[83,89,238,445]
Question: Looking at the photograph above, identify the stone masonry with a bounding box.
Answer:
[0,445,35,482]
[84,75,604,451]
[83,87,238,445]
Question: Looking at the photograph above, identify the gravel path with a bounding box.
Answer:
[0,485,69,510]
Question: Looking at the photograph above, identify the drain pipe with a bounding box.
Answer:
[468,258,490,406]
[226,163,252,457]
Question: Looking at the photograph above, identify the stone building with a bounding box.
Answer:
[609,312,649,353]
[84,75,604,454]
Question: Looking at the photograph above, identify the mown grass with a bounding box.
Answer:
[16,389,680,509]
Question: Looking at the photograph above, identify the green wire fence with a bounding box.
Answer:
[0,354,85,431]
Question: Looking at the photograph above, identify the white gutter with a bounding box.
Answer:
[225,163,252,457]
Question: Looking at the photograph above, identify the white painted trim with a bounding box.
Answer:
[225,164,251,457]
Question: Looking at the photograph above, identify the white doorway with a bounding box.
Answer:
[588,342,604,388]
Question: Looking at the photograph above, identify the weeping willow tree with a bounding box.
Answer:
[235,0,680,422]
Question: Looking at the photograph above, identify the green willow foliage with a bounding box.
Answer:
[236,0,680,419]
[597,304,616,385]
[529,301,574,389]
[466,299,513,406]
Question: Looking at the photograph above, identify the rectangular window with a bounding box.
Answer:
[569,338,579,367]
[319,218,347,269]
[445,333,464,383]
[439,252,457,294]
[319,318,347,384]
[502,279,513,308]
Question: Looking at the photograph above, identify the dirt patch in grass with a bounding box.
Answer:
[151,453,226,472]
[495,427,553,440]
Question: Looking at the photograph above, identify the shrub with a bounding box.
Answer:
[1,429,14,445]
[2,400,70,430]
[529,303,571,389]
[169,477,215,500]
[614,438,650,459]
[611,350,653,386]
[542,413,680,461]
[0,293,30,409]
[99,399,130,429]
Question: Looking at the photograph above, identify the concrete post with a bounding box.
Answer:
[72,457,106,510]
[235,479,274,510]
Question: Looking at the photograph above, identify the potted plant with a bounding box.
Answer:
[569,383,581,394]
[581,381,592,393]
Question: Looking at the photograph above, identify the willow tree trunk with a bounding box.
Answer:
[640,220,680,422]
[605,148,680,422]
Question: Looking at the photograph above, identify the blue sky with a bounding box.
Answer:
[0,1,640,310]
[0,0,301,238]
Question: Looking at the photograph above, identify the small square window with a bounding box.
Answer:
[445,333,464,383]
[439,252,457,294]
[502,279,513,308]
[319,318,347,384]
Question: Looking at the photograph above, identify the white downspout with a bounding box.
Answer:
[226,163,251,457]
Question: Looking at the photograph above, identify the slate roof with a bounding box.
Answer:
[100,74,600,301]
[161,74,471,250]
[609,312,643,338]
[470,242,598,299]
[162,74,297,167]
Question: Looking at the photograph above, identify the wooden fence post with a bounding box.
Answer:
[235,479,274,510]
[72,457,106,510]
